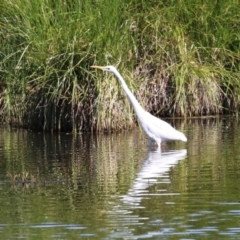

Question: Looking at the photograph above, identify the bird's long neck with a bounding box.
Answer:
[113,71,145,117]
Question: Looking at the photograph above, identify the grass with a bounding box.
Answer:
[0,0,240,132]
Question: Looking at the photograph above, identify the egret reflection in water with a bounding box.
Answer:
[107,149,187,238]
[122,149,187,205]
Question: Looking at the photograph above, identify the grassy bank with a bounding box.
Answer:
[0,0,239,132]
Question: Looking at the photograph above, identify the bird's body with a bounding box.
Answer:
[91,65,187,149]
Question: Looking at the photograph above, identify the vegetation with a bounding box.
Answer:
[0,0,239,132]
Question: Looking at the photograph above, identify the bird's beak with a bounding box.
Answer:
[91,65,105,70]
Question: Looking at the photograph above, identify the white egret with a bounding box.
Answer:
[91,65,187,148]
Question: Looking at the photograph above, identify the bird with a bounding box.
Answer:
[91,65,187,149]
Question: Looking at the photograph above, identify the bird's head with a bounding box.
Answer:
[91,65,117,73]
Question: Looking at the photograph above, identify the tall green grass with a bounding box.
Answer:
[0,0,239,132]
[134,0,240,117]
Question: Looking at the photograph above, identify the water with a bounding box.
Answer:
[0,117,240,239]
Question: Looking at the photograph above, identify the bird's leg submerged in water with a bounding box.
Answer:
[155,139,161,150]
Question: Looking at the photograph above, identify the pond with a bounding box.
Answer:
[0,117,240,239]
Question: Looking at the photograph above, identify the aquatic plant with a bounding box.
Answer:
[0,0,239,132]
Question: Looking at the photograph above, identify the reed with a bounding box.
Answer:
[134,0,240,117]
[0,0,239,132]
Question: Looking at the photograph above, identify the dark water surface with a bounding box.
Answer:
[0,117,240,239]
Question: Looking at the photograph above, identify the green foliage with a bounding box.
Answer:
[0,0,239,131]
[133,0,240,117]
